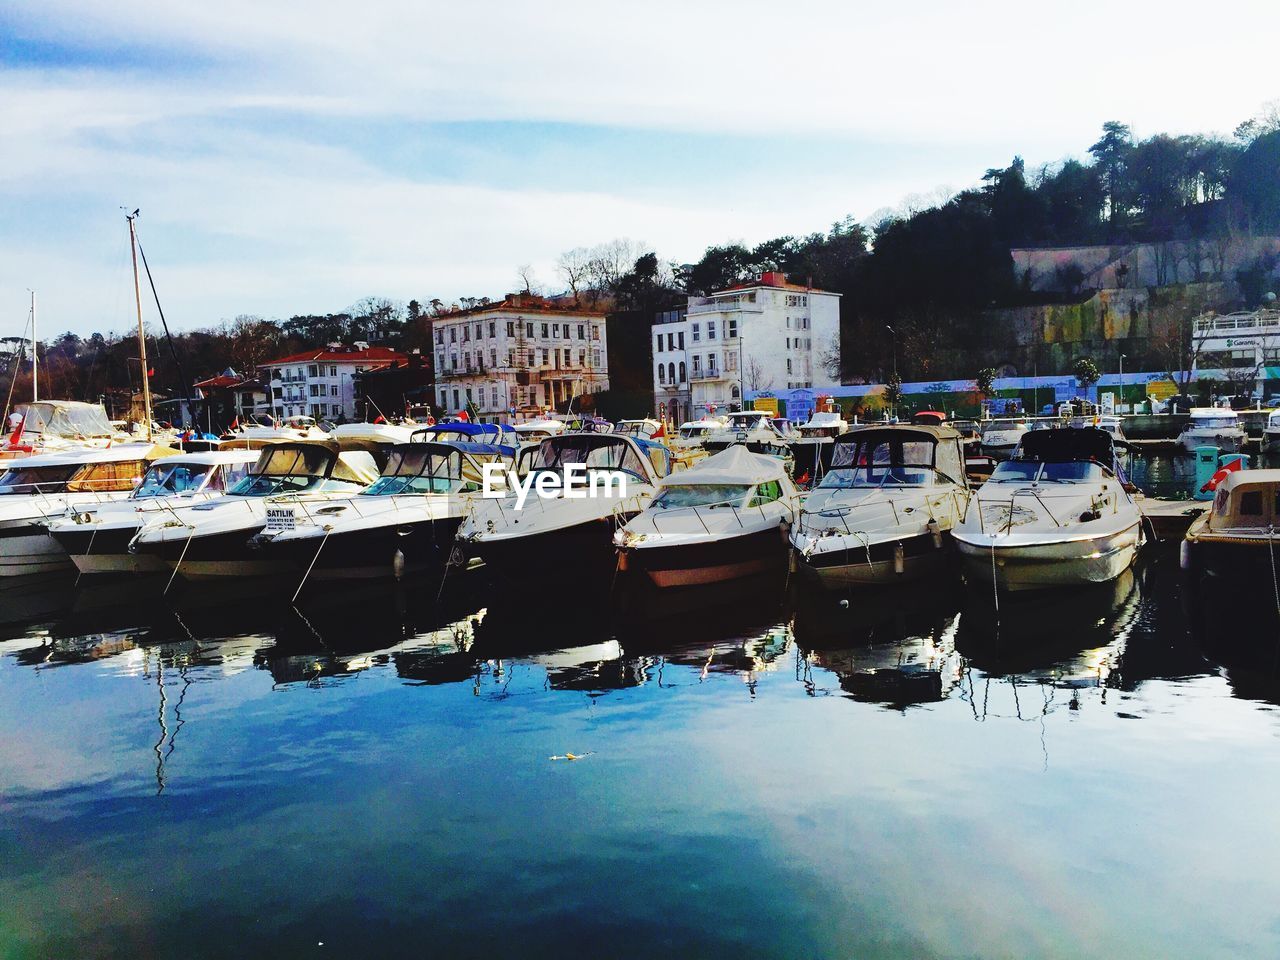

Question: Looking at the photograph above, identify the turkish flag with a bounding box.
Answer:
[1201,457,1243,493]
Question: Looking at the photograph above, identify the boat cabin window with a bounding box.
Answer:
[748,480,783,507]
[652,484,751,508]
[524,438,652,482]
[230,447,346,496]
[989,460,1106,483]
[135,462,216,498]
[364,448,470,496]
[1195,417,1237,429]
[824,437,937,487]
[0,464,79,494]
[66,460,147,492]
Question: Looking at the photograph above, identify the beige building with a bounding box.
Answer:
[432,295,609,422]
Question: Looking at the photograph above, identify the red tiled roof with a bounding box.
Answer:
[260,346,407,366]
[442,295,608,318]
[717,271,838,296]
[193,375,241,389]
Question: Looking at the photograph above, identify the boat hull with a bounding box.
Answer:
[466,514,635,584]
[956,523,1141,591]
[268,516,465,581]
[795,530,950,587]
[0,523,73,577]
[135,524,289,581]
[49,524,167,575]
[1179,430,1246,453]
[622,527,785,589]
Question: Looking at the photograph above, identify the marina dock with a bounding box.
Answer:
[1138,496,1206,541]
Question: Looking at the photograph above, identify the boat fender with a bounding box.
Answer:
[393,548,405,581]
[617,549,629,571]
[788,548,798,573]
[893,541,905,575]
[927,519,942,549]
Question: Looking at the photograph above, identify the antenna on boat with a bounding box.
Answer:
[27,289,36,402]
[125,209,154,442]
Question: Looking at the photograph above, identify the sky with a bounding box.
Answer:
[1,0,1277,338]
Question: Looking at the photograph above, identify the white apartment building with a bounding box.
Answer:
[1192,308,1280,395]
[432,295,609,422]
[652,272,841,424]
[260,344,406,421]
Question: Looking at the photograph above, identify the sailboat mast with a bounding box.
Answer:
[30,290,37,402]
[127,212,153,441]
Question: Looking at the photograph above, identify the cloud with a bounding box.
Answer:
[1,0,1276,333]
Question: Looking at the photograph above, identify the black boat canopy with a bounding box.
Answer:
[1015,427,1115,464]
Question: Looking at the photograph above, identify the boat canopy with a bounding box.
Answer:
[827,425,964,486]
[248,441,380,485]
[412,422,517,444]
[12,401,116,439]
[1015,427,1116,465]
[521,433,668,480]
[657,445,786,487]
[1209,469,1280,531]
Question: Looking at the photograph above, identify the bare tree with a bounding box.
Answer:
[557,247,593,303]
[516,265,539,296]
[224,314,279,375]
[584,238,646,294]
[744,355,773,392]
[1151,310,1207,392]
[818,334,842,381]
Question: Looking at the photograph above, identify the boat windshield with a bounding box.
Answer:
[363,448,468,496]
[982,419,1026,435]
[135,462,215,499]
[1192,416,1237,429]
[680,426,713,438]
[652,484,751,508]
[988,460,1107,483]
[524,437,652,481]
[823,437,937,487]
[0,464,79,494]
[228,446,350,496]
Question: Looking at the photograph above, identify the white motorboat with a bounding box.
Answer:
[613,418,662,440]
[796,410,849,443]
[260,440,515,581]
[707,411,786,444]
[615,446,798,589]
[978,417,1029,460]
[667,417,728,464]
[0,443,180,576]
[46,448,261,575]
[226,414,331,442]
[1183,468,1280,584]
[1177,407,1246,453]
[1263,410,1280,453]
[330,421,417,445]
[2,400,132,460]
[130,440,382,580]
[458,433,670,582]
[953,427,1142,592]
[512,418,566,445]
[790,424,970,586]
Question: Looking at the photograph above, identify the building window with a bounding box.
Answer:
[526,322,534,338]
[668,362,676,383]
[692,323,700,342]
[463,326,470,341]
[678,331,685,349]
[308,365,319,377]
[508,350,515,366]
[541,323,549,338]
[541,349,550,365]
[655,334,662,354]
[329,365,337,377]
[692,355,701,375]
[489,322,496,338]
[528,349,535,366]
[658,364,666,384]
[592,325,600,341]
[436,329,443,345]
[450,328,457,342]
[440,390,448,407]
[507,321,515,337]
[475,323,482,340]
[707,321,716,339]
[453,390,461,410]
[579,349,586,366]
[578,324,585,339]
[786,358,792,374]
[553,324,560,338]
[708,353,718,375]
[678,361,686,382]
[727,319,737,338]
[564,348,573,366]
[330,385,338,396]
[593,350,600,366]
[667,333,675,351]
[491,386,499,407]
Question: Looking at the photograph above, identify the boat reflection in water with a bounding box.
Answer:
[792,584,964,708]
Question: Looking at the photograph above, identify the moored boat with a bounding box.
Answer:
[978,417,1029,460]
[46,448,261,575]
[1177,407,1246,453]
[261,440,515,581]
[458,432,670,583]
[953,427,1142,592]
[615,446,798,589]
[0,443,180,576]
[789,424,970,586]
[1183,468,1280,584]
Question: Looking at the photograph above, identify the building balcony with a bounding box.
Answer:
[690,369,728,382]
[1194,309,1280,334]
[687,299,762,315]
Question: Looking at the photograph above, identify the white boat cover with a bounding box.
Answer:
[657,445,787,487]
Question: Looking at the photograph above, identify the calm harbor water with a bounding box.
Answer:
[3,457,1280,958]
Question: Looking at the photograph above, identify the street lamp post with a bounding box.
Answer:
[1119,353,1126,414]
